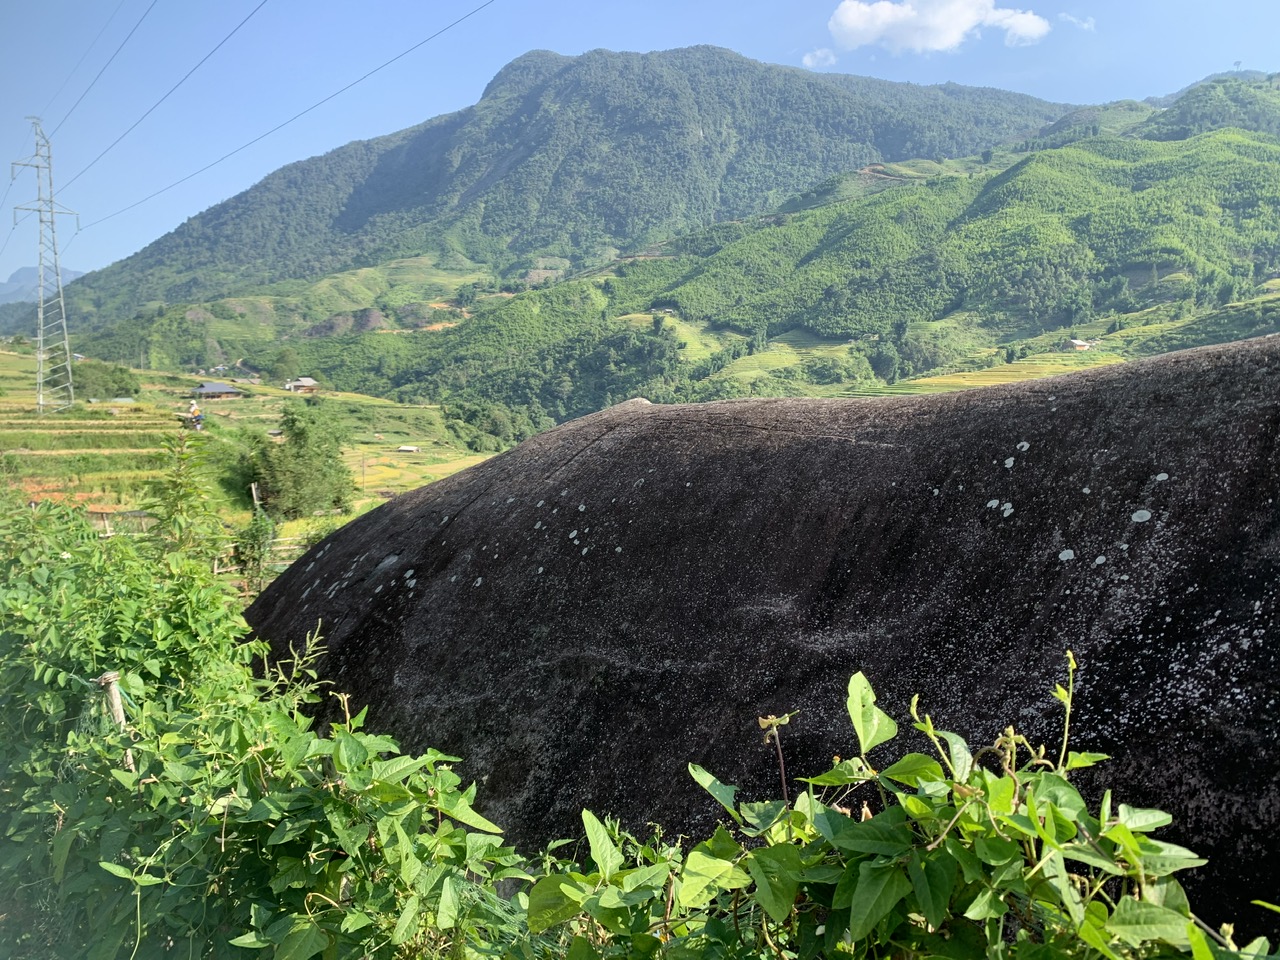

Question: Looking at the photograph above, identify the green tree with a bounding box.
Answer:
[266,347,301,383]
[71,360,140,399]
[256,399,354,520]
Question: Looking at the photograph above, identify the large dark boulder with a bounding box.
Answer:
[248,336,1280,932]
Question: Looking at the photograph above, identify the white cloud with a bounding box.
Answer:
[828,0,1051,53]
[1058,12,1096,31]
[804,47,839,68]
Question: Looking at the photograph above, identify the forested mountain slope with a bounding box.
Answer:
[248,126,1279,424]
[64,46,1069,328]
[1136,73,1280,141]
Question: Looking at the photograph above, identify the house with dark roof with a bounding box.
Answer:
[191,381,244,399]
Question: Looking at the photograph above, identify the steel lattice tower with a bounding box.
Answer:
[13,117,77,414]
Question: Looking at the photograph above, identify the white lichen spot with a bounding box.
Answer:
[578,504,586,512]
[1059,549,1076,561]
[686,482,692,487]
[1156,473,1169,482]
[537,567,544,574]
[1048,395,1056,402]
[534,521,542,530]
[1002,503,1014,517]
[473,577,483,587]
[987,499,1000,509]
[932,488,939,496]
[1082,487,1091,494]
[405,569,414,579]
[441,516,449,524]
[1017,441,1030,452]
[407,579,417,588]
[560,489,569,496]
[537,500,545,507]
[1094,556,1106,566]
[1132,510,1152,523]
[506,497,514,504]
[569,529,578,539]
[375,585,383,593]
[1004,458,1015,469]
[581,547,589,556]
[450,575,457,583]
[614,546,622,553]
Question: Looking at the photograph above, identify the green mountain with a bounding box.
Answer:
[63,46,1070,329]
[242,125,1280,426]
[45,64,1280,451]
[1136,73,1280,140]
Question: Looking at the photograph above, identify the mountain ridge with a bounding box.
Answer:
[0,266,86,305]
[63,45,1071,329]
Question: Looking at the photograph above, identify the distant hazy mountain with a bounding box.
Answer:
[0,266,85,305]
[66,45,1070,328]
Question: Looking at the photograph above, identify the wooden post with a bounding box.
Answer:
[95,671,136,772]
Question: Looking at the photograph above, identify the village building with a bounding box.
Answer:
[191,381,245,400]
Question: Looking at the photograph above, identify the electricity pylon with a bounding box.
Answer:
[13,117,77,414]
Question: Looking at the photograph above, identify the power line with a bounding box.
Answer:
[63,0,272,191]
[51,0,160,138]
[0,224,19,265]
[76,0,498,233]
[0,131,36,266]
[41,0,130,117]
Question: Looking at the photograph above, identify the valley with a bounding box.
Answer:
[3,29,1280,958]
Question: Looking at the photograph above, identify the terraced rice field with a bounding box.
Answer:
[0,351,489,514]
[854,351,1124,396]
[712,329,858,395]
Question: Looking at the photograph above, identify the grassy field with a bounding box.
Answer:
[621,311,739,362]
[0,350,490,521]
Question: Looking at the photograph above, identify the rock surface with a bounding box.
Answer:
[248,336,1280,932]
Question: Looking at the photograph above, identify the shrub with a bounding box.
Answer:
[0,476,1273,958]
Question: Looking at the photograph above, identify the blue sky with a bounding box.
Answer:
[1,0,1276,283]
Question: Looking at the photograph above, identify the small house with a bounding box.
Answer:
[285,377,320,394]
[1068,339,1091,351]
[397,445,421,453]
[192,381,244,400]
